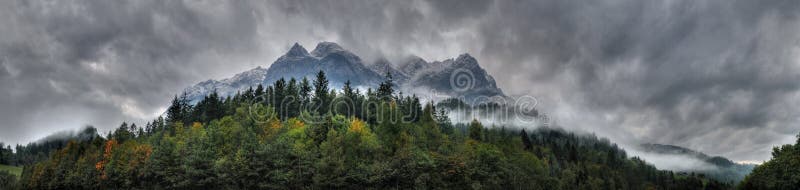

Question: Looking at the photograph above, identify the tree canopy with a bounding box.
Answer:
[1,71,732,190]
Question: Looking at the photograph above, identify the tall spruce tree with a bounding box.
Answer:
[469,119,483,141]
[313,70,330,114]
[255,84,265,99]
[286,78,300,118]
[377,71,394,100]
[166,93,191,124]
[521,129,532,150]
[338,80,356,117]
[300,77,312,106]
[273,78,287,117]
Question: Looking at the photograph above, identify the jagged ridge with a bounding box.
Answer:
[184,42,506,102]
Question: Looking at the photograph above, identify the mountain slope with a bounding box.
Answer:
[368,58,408,84]
[183,42,506,103]
[405,54,505,101]
[12,93,731,189]
[184,66,268,103]
[639,143,755,183]
[265,42,386,88]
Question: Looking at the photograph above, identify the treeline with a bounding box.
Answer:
[3,71,730,189]
[1,127,101,167]
[739,134,800,189]
[0,143,12,165]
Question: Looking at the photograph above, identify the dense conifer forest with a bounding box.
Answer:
[0,71,734,189]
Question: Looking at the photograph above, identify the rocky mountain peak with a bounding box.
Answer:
[311,42,346,57]
[400,55,430,76]
[285,42,309,57]
[454,53,479,68]
[184,42,506,104]
[369,58,408,83]
[371,58,395,72]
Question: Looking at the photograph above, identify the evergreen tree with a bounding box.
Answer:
[300,77,312,108]
[521,129,532,150]
[285,78,300,118]
[313,71,330,114]
[166,93,191,124]
[343,80,355,101]
[469,119,483,141]
[113,122,133,143]
[377,71,394,100]
[0,144,11,165]
[339,80,357,117]
[193,90,224,123]
[273,78,287,118]
[255,84,265,99]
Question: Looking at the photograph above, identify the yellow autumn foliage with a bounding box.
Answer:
[260,116,282,140]
[348,118,367,134]
[286,118,305,130]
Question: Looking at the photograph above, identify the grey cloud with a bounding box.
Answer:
[431,0,800,161]
[1,0,799,162]
[0,0,268,144]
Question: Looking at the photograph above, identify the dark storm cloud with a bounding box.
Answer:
[457,0,800,162]
[0,0,267,144]
[1,0,799,162]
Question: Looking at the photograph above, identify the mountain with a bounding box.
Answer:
[399,56,430,76]
[404,54,505,101]
[367,58,408,84]
[640,143,710,159]
[183,42,505,103]
[639,143,755,183]
[265,42,385,88]
[183,67,268,103]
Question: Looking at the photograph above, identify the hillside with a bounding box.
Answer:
[639,143,755,183]
[3,72,730,189]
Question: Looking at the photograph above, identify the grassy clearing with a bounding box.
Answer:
[0,164,22,177]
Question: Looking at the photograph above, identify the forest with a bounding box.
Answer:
[0,71,742,189]
[738,133,800,189]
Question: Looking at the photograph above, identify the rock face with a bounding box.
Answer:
[183,66,268,103]
[403,54,504,100]
[367,58,408,85]
[262,42,384,89]
[183,42,506,103]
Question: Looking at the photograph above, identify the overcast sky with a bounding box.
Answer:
[2,0,800,162]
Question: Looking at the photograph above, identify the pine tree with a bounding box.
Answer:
[313,71,330,114]
[521,129,532,150]
[255,84,265,100]
[274,78,287,117]
[244,86,254,101]
[194,90,224,123]
[377,71,394,100]
[286,78,300,118]
[166,93,191,124]
[143,138,181,189]
[300,77,312,109]
[339,80,357,117]
[343,80,355,101]
[113,122,133,143]
[469,119,483,141]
